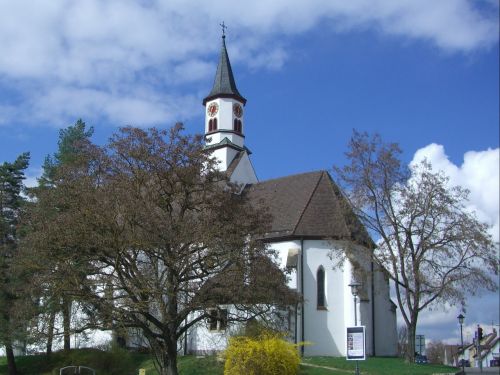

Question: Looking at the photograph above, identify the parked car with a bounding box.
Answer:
[457,359,471,367]
[415,355,428,364]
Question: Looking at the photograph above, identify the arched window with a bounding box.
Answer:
[233,119,242,133]
[208,119,213,132]
[317,267,326,309]
[213,118,218,130]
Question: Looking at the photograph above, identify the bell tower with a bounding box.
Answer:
[203,28,257,184]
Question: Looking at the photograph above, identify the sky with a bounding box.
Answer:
[0,0,498,346]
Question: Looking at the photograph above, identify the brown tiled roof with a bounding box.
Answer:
[245,170,372,246]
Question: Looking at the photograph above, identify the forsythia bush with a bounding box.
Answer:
[223,333,300,375]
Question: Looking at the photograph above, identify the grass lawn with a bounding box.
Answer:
[1,350,459,375]
[0,349,223,375]
[301,356,458,374]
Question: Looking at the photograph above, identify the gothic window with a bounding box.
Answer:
[218,309,228,330]
[207,308,228,331]
[317,267,326,309]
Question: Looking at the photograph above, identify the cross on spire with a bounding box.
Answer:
[220,21,227,38]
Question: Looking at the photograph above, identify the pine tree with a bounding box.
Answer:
[0,152,30,375]
[30,119,94,353]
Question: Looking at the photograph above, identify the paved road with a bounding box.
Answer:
[457,368,500,374]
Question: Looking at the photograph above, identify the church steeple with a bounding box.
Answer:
[204,30,247,149]
[203,29,257,185]
[203,34,246,105]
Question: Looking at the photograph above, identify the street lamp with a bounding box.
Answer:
[457,314,465,375]
[349,281,361,326]
[349,280,362,375]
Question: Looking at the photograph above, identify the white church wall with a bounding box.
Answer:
[186,310,234,355]
[205,98,244,148]
[346,244,376,357]
[267,240,301,290]
[373,267,398,356]
[185,305,287,355]
[211,146,238,172]
[265,239,395,357]
[302,240,347,356]
[229,152,258,185]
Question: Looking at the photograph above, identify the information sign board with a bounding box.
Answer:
[346,326,366,361]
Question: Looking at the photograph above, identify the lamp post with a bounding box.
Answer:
[349,281,362,375]
[457,314,465,375]
[349,281,361,326]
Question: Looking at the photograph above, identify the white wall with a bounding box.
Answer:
[205,98,244,147]
[302,240,348,356]
[229,152,258,185]
[372,266,398,356]
[182,238,398,358]
[270,239,397,357]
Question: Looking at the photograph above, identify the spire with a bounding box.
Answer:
[203,31,246,105]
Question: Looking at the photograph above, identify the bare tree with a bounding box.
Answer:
[426,340,446,364]
[28,125,296,375]
[333,131,498,362]
[397,325,408,358]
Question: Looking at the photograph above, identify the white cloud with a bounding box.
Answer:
[24,167,43,189]
[411,144,500,242]
[0,0,497,127]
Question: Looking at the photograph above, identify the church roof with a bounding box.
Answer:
[203,36,246,105]
[204,137,251,154]
[245,171,373,246]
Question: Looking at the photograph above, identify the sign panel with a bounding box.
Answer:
[415,335,425,355]
[346,326,366,360]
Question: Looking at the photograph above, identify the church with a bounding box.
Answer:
[182,34,398,357]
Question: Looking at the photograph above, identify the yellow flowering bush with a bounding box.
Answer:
[223,332,300,375]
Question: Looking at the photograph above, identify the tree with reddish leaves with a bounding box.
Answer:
[30,124,295,375]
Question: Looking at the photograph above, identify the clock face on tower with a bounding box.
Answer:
[207,102,219,117]
[233,103,243,118]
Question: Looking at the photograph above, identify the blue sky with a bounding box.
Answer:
[0,0,498,345]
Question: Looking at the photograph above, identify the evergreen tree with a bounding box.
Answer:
[28,119,94,353]
[39,119,94,188]
[0,152,30,375]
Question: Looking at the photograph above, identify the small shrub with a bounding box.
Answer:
[223,332,300,375]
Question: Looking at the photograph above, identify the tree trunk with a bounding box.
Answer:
[163,350,178,375]
[406,321,417,363]
[5,343,18,375]
[154,332,179,375]
[46,309,56,356]
[62,297,72,351]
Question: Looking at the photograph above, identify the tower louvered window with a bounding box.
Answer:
[233,119,242,133]
[208,119,218,132]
